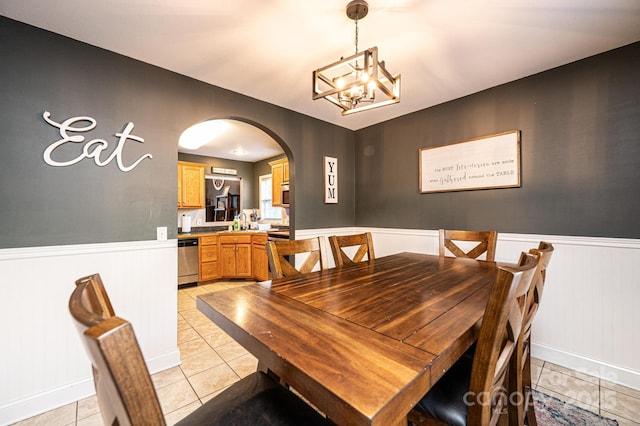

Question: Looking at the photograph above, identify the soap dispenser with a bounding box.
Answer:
[233,215,239,231]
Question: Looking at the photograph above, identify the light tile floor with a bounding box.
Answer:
[14,281,640,425]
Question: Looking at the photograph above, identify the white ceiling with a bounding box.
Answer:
[2,0,639,161]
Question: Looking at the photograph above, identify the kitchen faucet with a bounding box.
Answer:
[238,212,247,230]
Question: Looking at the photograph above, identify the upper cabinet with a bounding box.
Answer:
[269,158,289,207]
[178,161,205,208]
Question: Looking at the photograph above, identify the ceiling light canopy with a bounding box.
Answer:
[312,0,400,116]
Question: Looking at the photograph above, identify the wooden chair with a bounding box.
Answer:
[328,232,375,267]
[509,242,554,426]
[69,273,331,426]
[439,229,498,261]
[409,252,538,426]
[74,274,115,321]
[266,237,329,279]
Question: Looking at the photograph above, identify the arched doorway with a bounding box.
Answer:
[177,117,294,234]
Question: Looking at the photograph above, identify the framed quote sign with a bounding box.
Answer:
[419,130,521,193]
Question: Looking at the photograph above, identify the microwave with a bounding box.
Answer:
[281,183,290,206]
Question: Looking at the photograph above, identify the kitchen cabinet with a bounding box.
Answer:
[252,233,269,281]
[178,161,205,208]
[220,234,252,278]
[269,158,289,207]
[199,235,220,282]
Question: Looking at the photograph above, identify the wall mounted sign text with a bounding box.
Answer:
[324,155,338,204]
[211,167,238,176]
[42,111,153,172]
[419,130,521,193]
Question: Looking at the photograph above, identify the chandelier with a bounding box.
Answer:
[312,0,401,115]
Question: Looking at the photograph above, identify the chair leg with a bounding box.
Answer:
[508,341,525,426]
[524,387,537,426]
[522,348,537,426]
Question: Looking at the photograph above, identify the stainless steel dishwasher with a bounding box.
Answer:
[178,238,199,287]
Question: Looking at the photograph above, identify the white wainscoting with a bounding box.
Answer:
[0,240,180,425]
[297,227,640,391]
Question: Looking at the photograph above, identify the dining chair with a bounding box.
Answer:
[509,242,554,426]
[69,273,331,426]
[266,237,329,279]
[409,252,538,426]
[75,274,115,320]
[439,229,498,261]
[328,232,375,267]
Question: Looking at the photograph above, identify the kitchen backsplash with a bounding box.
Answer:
[178,207,289,229]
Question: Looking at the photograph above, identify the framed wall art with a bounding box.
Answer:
[324,155,338,203]
[419,130,521,193]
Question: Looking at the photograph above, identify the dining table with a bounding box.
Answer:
[196,252,504,426]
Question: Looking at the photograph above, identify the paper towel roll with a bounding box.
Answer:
[182,215,192,233]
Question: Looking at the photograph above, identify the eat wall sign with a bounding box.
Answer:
[42,111,153,172]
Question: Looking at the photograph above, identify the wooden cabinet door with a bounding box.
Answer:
[178,162,205,208]
[235,244,252,277]
[269,158,289,207]
[199,236,220,281]
[253,243,269,281]
[178,164,184,207]
[220,244,237,277]
[200,262,219,281]
[271,162,283,206]
[252,234,269,281]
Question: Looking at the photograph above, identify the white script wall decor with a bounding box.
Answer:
[42,111,153,172]
[324,155,338,204]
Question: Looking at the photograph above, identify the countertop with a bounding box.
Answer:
[178,228,289,239]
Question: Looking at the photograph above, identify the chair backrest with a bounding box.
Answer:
[522,242,554,350]
[74,274,115,322]
[507,242,555,424]
[328,232,375,267]
[438,229,498,261]
[266,237,329,279]
[69,274,166,426]
[467,253,538,425]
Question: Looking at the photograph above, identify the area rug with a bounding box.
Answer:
[533,389,618,425]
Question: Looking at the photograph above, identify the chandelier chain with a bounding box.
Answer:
[354,17,359,55]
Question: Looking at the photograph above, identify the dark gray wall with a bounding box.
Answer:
[0,17,355,248]
[355,42,640,238]
[2,16,637,249]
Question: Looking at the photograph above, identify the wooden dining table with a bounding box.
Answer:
[196,252,503,426]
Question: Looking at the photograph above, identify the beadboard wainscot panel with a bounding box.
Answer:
[297,228,640,391]
[0,240,180,425]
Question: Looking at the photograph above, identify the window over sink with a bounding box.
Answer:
[260,174,282,220]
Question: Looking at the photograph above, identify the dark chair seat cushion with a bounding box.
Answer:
[413,351,473,426]
[176,371,331,425]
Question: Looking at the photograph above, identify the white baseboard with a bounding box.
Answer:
[532,342,640,391]
[147,349,182,376]
[0,349,181,425]
[0,380,94,426]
